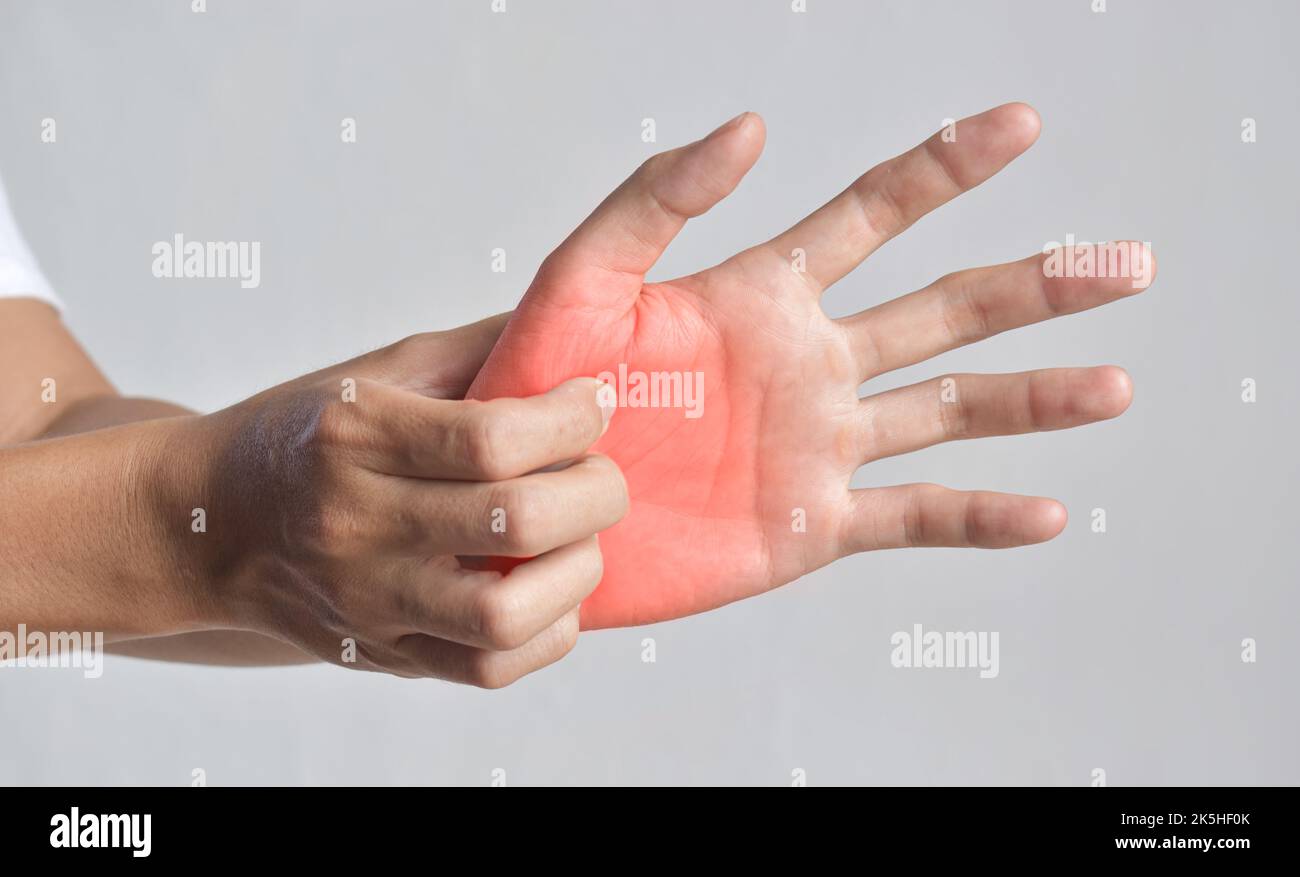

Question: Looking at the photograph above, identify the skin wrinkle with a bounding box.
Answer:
[922,136,966,193]
[940,274,988,348]
[855,175,909,245]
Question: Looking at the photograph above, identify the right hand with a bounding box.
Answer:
[163,324,627,686]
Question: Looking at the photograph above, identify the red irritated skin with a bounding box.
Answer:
[469,104,1154,630]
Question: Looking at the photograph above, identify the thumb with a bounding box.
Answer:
[537,112,766,309]
[366,312,511,398]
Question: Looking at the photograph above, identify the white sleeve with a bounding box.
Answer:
[0,174,61,310]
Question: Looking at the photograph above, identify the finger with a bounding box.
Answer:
[857,366,1133,462]
[307,313,510,395]
[537,112,766,308]
[396,537,602,651]
[386,453,628,558]
[843,243,1156,379]
[392,605,581,688]
[345,376,616,480]
[379,312,513,398]
[841,484,1066,553]
[759,102,1041,294]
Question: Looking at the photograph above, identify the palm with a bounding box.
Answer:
[470,105,1152,629]
[475,264,857,626]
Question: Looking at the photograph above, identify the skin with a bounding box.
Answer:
[1,101,1154,681]
[0,305,628,686]
[468,103,1156,629]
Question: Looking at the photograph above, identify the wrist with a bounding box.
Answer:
[142,412,245,632]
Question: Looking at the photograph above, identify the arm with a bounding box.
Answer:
[0,298,314,664]
[0,299,116,443]
[0,180,288,663]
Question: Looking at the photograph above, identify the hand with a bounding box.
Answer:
[167,317,627,685]
[468,104,1155,629]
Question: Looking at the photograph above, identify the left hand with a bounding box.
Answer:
[468,103,1156,629]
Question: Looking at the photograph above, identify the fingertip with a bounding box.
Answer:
[943,102,1041,184]
[712,111,766,166]
[1133,241,1157,290]
[589,376,617,431]
[1093,365,1134,418]
[732,111,766,144]
[548,375,601,399]
[652,114,765,220]
[542,375,615,447]
[592,391,616,444]
[1036,498,1069,541]
[571,451,630,526]
[1002,101,1042,147]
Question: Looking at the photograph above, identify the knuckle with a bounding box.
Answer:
[312,394,360,451]
[466,653,516,690]
[556,612,580,658]
[459,405,519,480]
[392,583,431,629]
[494,485,548,555]
[935,376,969,438]
[298,483,367,558]
[939,274,989,345]
[314,504,358,547]
[638,150,671,181]
[852,174,907,240]
[962,496,989,546]
[594,456,631,518]
[226,387,367,553]
[903,495,924,547]
[572,455,629,524]
[472,588,529,651]
[577,538,605,587]
[904,483,942,546]
[389,332,441,365]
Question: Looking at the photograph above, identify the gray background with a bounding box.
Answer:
[1,0,1296,785]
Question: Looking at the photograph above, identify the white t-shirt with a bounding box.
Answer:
[0,175,60,309]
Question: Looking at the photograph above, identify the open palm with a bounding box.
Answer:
[468,104,1154,629]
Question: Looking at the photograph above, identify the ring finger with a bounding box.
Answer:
[856,366,1133,463]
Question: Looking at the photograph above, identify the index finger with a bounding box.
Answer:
[756,102,1041,295]
[349,376,617,481]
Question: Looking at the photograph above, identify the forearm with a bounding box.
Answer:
[107,630,316,666]
[0,299,115,444]
[1,301,190,444]
[0,235,313,664]
[0,416,210,639]
[39,395,192,439]
[25,397,317,665]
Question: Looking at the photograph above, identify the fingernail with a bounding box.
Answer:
[594,378,617,434]
[717,111,750,134]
